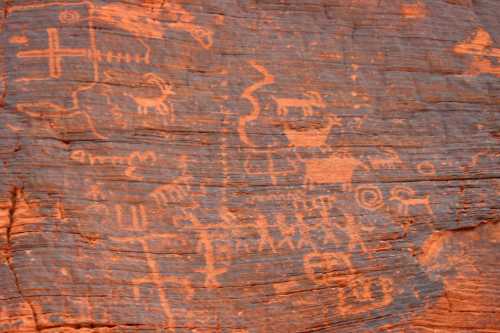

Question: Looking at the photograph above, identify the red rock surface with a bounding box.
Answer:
[0,0,499,332]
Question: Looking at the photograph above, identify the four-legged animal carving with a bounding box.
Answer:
[304,149,369,191]
[389,186,433,216]
[125,73,175,122]
[273,91,326,116]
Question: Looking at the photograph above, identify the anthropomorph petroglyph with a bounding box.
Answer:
[175,212,228,289]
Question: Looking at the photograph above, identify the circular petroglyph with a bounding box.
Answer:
[417,161,436,176]
[356,184,384,211]
[59,10,81,24]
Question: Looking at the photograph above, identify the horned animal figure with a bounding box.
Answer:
[125,73,175,122]
[389,186,433,216]
[273,91,326,117]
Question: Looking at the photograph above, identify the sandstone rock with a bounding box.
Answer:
[0,0,498,332]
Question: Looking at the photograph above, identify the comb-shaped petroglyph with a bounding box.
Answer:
[149,156,200,208]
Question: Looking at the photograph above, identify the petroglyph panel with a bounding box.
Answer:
[1,0,499,332]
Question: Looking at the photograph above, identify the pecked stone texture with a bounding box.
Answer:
[0,0,499,332]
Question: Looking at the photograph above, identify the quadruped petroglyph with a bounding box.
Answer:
[2,0,494,331]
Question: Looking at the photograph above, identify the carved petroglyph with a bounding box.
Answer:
[337,276,394,315]
[389,186,433,217]
[283,115,341,148]
[304,252,354,287]
[168,22,214,50]
[150,181,191,207]
[454,28,500,76]
[295,213,319,252]
[129,238,193,329]
[401,1,427,19]
[239,61,275,147]
[244,149,299,185]
[356,184,385,211]
[124,73,175,122]
[368,148,403,170]
[303,149,369,191]
[304,251,394,315]
[273,91,326,117]
[59,9,82,24]
[275,213,296,251]
[239,189,373,254]
[8,2,108,141]
[465,150,500,170]
[70,150,157,180]
[256,214,277,253]
[318,208,369,254]
[149,157,199,208]
[17,28,88,79]
[94,2,214,49]
[92,40,151,66]
[115,203,149,231]
[94,3,164,39]
[173,213,228,289]
[417,161,437,176]
[8,35,29,45]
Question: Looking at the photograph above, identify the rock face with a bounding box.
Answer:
[0,0,499,332]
